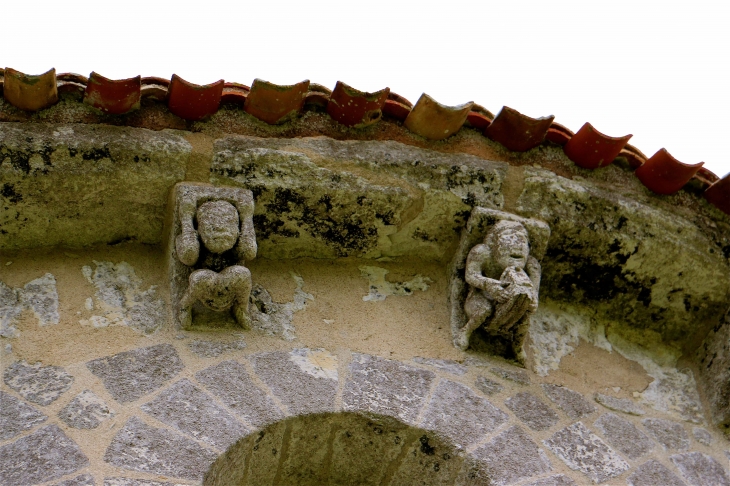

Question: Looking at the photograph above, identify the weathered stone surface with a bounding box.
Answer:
[490,365,530,384]
[516,166,730,345]
[640,366,704,424]
[104,479,187,486]
[671,452,730,486]
[3,360,73,405]
[253,348,338,415]
[141,378,249,450]
[343,353,435,424]
[58,389,114,429]
[211,136,507,259]
[276,414,333,484]
[475,376,503,395]
[642,418,690,451]
[413,357,467,375]
[360,266,431,302]
[196,359,284,427]
[249,276,311,340]
[388,432,464,485]
[188,337,246,358]
[0,390,47,440]
[86,344,184,403]
[19,273,60,325]
[104,416,217,481]
[542,384,596,419]
[51,474,96,486]
[698,311,730,428]
[544,422,629,483]
[0,123,190,249]
[522,475,577,486]
[470,426,552,486]
[0,280,21,338]
[693,426,712,446]
[81,261,165,334]
[594,412,654,459]
[506,391,559,431]
[420,379,508,447]
[594,392,645,416]
[627,459,687,486]
[0,425,89,485]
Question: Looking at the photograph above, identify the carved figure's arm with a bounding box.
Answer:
[175,195,200,266]
[465,244,504,296]
[232,194,257,262]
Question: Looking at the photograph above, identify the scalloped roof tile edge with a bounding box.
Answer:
[0,67,726,213]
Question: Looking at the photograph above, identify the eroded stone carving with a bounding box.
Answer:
[449,208,549,362]
[170,183,256,329]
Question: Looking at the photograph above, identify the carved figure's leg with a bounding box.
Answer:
[510,312,533,365]
[457,288,493,350]
[180,269,218,328]
[221,265,253,329]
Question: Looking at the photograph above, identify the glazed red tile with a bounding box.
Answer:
[327,81,390,128]
[704,174,730,215]
[83,72,141,115]
[404,93,472,140]
[546,122,574,146]
[484,106,554,152]
[564,122,632,169]
[3,67,58,112]
[244,79,309,124]
[635,148,703,195]
[167,74,224,121]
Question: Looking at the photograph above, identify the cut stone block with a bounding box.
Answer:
[594,393,645,416]
[413,357,467,375]
[642,418,690,451]
[0,424,88,485]
[594,412,654,459]
[543,422,629,484]
[490,365,530,385]
[51,474,96,486]
[188,338,246,358]
[420,379,508,447]
[58,389,114,429]
[470,425,552,486]
[475,376,503,396]
[506,391,559,431]
[0,390,47,440]
[104,479,187,486]
[542,384,596,420]
[698,308,730,429]
[522,475,577,486]
[104,416,217,481]
[252,348,338,415]
[196,360,284,427]
[275,414,333,484]
[86,344,184,403]
[693,427,712,446]
[387,432,465,486]
[3,360,73,405]
[627,459,687,486]
[141,378,249,450]
[343,353,435,424]
[671,452,730,486]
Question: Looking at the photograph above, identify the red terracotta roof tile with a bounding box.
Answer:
[618,144,647,170]
[244,79,309,125]
[303,83,331,110]
[635,148,703,195]
[704,174,730,214]
[83,72,141,115]
[546,122,574,146]
[221,82,250,105]
[3,67,58,111]
[404,94,472,141]
[140,77,168,101]
[166,74,223,121]
[464,104,493,130]
[563,122,632,169]
[485,106,554,152]
[327,81,389,128]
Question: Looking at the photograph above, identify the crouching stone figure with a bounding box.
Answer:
[172,184,256,329]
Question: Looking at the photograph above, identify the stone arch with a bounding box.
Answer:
[203,411,467,485]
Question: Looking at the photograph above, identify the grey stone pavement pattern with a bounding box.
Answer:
[2,345,730,485]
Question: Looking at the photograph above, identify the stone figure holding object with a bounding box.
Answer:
[175,189,256,329]
[455,220,541,352]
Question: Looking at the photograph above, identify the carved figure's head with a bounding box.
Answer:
[487,220,530,271]
[197,200,240,254]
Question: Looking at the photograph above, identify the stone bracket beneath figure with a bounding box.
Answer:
[448,207,550,363]
[168,183,257,330]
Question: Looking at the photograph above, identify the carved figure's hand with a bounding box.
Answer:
[176,231,200,267]
[492,284,512,304]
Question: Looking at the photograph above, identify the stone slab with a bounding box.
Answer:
[0,389,47,440]
[642,418,690,451]
[627,459,687,486]
[141,378,249,451]
[0,424,88,485]
[252,348,338,415]
[51,474,96,486]
[104,416,217,481]
[693,427,712,446]
[522,475,577,486]
[542,384,596,420]
[3,360,73,405]
[506,391,559,431]
[594,392,645,416]
[594,412,654,459]
[413,357,467,375]
[544,422,629,484]
[188,338,246,358]
[475,376,503,396]
[86,344,184,403]
[671,452,730,486]
[58,389,114,429]
[196,359,284,427]
[343,353,435,424]
[490,365,531,385]
[420,379,508,447]
[104,478,188,485]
